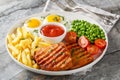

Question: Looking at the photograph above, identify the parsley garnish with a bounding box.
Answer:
[64,21,68,26]
[33,30,38,33]
[58,15,64,21]
[53,17,59,22]
[41,16,45,19]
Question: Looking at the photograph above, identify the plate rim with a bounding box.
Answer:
[5,11,108,75]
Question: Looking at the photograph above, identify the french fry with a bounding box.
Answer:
[15,44,22,51]
[17,51,22,62]
[34,48,41,52]
[26,54,32,67]
[32,60,35,64]
[11,33,16,39]
[24,48,30,54]
[27,38,33,49]
[12,27,22,45]
[30,49,34,57]
[32,63,39,69]
[8,44,19,55]
[22,51,28,65]
[38,42,51,48]
[7,34,13,44]
[32,36,39,48]
[26,32,34,40]
[12,37,20,45]
[17,27,22,37]
[12,51,18,58]
[19,39,32,49]
[22,27,27,38]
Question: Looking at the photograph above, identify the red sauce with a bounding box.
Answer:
[41,24,64,37]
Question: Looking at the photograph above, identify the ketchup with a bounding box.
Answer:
[41,24,64,37]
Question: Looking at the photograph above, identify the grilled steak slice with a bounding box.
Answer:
[34,42,73,71]
[65,43,94,69]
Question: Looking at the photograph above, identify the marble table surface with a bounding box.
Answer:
[0,0,120,80]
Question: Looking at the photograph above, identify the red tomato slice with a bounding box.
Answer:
[87,45,101,55]
[64,31,77,43]
[95,39,106,49]
[78,36,90,48]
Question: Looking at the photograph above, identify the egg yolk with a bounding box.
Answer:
[46,14,61,22]
[27,18,41,28]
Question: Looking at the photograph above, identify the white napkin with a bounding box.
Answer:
[43,0,120,33]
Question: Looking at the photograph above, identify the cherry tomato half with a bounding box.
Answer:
[78,36,90,48]
[95,39,106,49]
[64,31,77,43]
[87,45,101,55]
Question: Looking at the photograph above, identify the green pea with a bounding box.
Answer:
[97,35,101,38]
[102,37,106,39]
[94,37,97,40]
[92,33,96,37]
[86,32,89,35]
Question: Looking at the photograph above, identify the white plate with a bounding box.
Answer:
[5,11,108,75]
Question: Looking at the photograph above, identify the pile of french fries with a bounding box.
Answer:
[7,27,51,69]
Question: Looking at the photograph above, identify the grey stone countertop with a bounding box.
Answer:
[0,0,120,80]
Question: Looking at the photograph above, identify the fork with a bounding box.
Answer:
[64,0,116,25]
[52,0,113,26]
[65,0,117,20]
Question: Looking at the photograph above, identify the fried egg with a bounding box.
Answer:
[24,17,41,35]
[43,14,62,24]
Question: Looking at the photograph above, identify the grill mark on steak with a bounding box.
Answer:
[35,44,58,64]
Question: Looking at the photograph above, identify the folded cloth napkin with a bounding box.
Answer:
[43,0,120,33]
